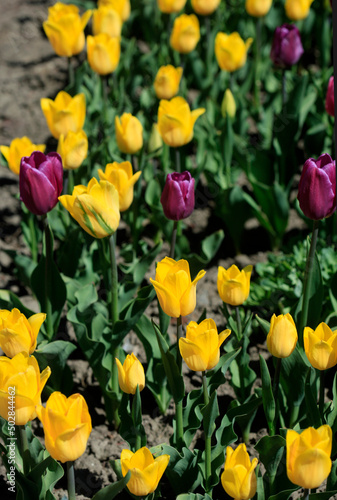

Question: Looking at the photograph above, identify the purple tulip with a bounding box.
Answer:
[160,171,195,221]
[20,151,63,216]
[270,24,304,68]
[297,154,336,220]
[325,76,334,117]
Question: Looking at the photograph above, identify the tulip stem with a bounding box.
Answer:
[43,217,54,340]
[235,306,242,341]
[303,489,310,499]
[170,221,178,259]
[17,425,30,475]
[272,357,282,435]
[67,170,74,196]
[282,69,287,107]
[177,315,183,373]
[175,147,181,173]
[68,57,74,90]
[319,370,325,421]
[28,212,38,262]
[298,220,319,346]
[202,371,212,493]
[254,17,262,114]
[67,461,76,500]
[175,315,184,451]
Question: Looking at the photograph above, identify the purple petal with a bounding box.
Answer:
[20,163,59,215]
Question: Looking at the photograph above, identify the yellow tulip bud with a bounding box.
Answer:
[98,0,130,21]
[245,0,272,17]
[179,318,231,371]
[217,265,253,306]
[304,322,337,370]
[221,444,258,500]
[170,14,200,54]
[41,91,86,140]
[115,113,143,154]
[157,0,187,13]
[158,96,205,147]
[150,257,206,318]
[191,0,221,15]
[285,0,314,20]
[92,6,123,37]
[148,123,163,154]
[43,2,92,57]
[87,34,121,76]
[0,137,46,175]
[121,447,170,496]
[215,32,253,72]
[266,313,298,359]
[36,392,92,463]
[115,353,145,394]
[58,178,120,239]
[154,65,183,100]
[287,425,332,489]
[98,161,141,211]
[0,308,46,358]
[57,130,88,170]
[0,352,51,426]
[221,89,236,119]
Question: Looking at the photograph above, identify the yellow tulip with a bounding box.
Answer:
[221,89,236,119]
[0,137,46,175]
[43,2,92,57]
[0,308,46,358]
[304,322,337,370]
[93,6,123,37]
[115,353,145,394]
[36,392,92,463]
[98,0,130,21]
[158,96,205,147]
[150,257,206,318]
[266,313,298,359]
[287,425,332,489]
[148,123,163,154]
[98,161,141,211]
[41,91,86,140]
[285,0,314,20]
[191,0,221,15]
[221,444,258,500]
[217,265,253,306]
[157,0,187,14]
[179,319,231,371]
[154,65,183,100]
[215,32,253,72]
[121,447,170,496]
[0,352,51,426]
[57,130,88,170]
[115,113,143,154]
[245,0,272,17]
[170,14,200,54]
[58,178,120,239]
[87,34,121,75]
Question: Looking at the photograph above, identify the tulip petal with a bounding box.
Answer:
[291,448,331,489]
[179,337,209,371]
[149,279,181,318]
[221,465,249,499]
[53,423,90,462]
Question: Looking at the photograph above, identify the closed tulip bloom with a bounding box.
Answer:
[157,0,187,14]
[287,425,332,489]
[325,76,334,117]
[98,161,141,211]
[191,0,221,15]
[221,444,258,500]
[267,313,298,358]
[36,392,92,463]
[161,171,195,221]
[121,447,170,496]
[0,308,46,358]
[297,154,336,220]
[59,178,120,238]
[270,24,304,68]
[0,352,51,426]
[57,130,88,170]
[154,65,183,100]
[221,89,236,119]
[92,6,123,37]
[43,2,92,57]
[158,97,205,147]
[179,319,231,371]
[0,137,45,176]
[41,91,86,140]
[115,353,145,394]
[98,0,130,21]
[148,123,163,154]
[170,14,200,54]
[87,34,121,75]
[304,323,337,370]
[245,0,272,17]
[20,151,63,216]
[150,257,206,318]
[285,0,314,20]
[217,265,253,306]
[115,113,143,154]
[215,32,253,72]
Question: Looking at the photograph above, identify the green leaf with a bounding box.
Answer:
[255,435,285,487]
[34,340,76,392]
[158,445,202,495]
[91,471,131,500]
[260,355,275,430]
[177,495,212,500]
[304,368,321,427]
[269,488,299,500]
[202,391,219,439]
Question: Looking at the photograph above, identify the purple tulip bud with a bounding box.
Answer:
[20,151,63,216]
[325,76,334,117]
[270,24,304,68]
[297,154,336,220]
[160,171,195,221]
